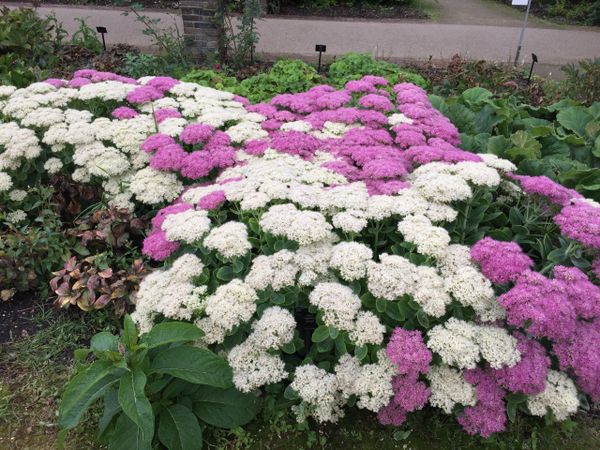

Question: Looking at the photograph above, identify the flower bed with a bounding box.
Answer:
[2,72,600,445]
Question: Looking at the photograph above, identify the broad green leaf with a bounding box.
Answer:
[585,121,600,140]
[98,388,121,438]
[91,332,119,353]
[428,94,447,114]
[557,106,593,138]
[593,135,600,158]
[158,404,202,450]
[311,325,329,343]
[59,360,125,430]
[142,322,204,349]
[109,413,152,450]
[462,87,493,106]
[152,346,232,388]
[506,131,541,162]
[474,107,502,134]
[192,386,260,428]
[446,103,476,133]
[335,335,347,355]
[122,315,138,350]
[588,102,600,120]
[486,135,509,156]
[118,369,154,443]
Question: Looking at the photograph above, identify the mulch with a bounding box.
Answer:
[0,293,42,344]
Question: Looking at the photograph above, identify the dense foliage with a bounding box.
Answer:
[58,317,259,448]
[432,90,600,200]
[497,0,600,26]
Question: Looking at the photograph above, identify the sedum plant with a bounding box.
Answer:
[2,69,600,442]
[58,316,259,449]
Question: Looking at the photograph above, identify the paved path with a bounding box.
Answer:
[2,2,600,73]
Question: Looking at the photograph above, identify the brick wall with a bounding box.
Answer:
[180,0,221,59]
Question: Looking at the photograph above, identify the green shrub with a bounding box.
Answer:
[327,53,428,88]
[431,87,600,200]
[0,7,66,87]
[70,17,103,54]
[561,58,600,106]
[58,317,260,448]
[0,186,72,300]
[236,59,321,102]
[182,69,240,92]
[588,0,600,25]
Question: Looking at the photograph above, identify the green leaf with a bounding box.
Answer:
[355,345,368,361]
[142,322,204,349]
[393,430,412,441]
[59,360,125,430]
[335,335,347,355]
[416,310,430,328]
[122,315,138,350]
[506,131,542,162]
[91,332,119,354]
[158,404,202,450]
[109,414,152,450]
[593,135,600,158]
[376,298,388,312]
[486,135,509,156]
[284,385,299,400]
[215,265,236,281]
[509,207,525,226]
[152,346,232,388]
[462,87,493,106]
[192,386,260,428]
[557,106,593,137]
[99,388,121,438]
[118,369,154,443]
[311,325,330,343]
[328,326,339,340]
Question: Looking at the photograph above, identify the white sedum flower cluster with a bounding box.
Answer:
[131,254,204,333]
[427,318,521,369]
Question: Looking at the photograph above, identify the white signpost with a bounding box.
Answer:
[513,0,533,64]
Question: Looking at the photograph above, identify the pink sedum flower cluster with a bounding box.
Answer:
[378,328,432,426]
[470,237,533,284]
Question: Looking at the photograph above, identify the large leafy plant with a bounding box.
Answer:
[327,53,428,88]
[432,88,600,200]
[58,317,260,449]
